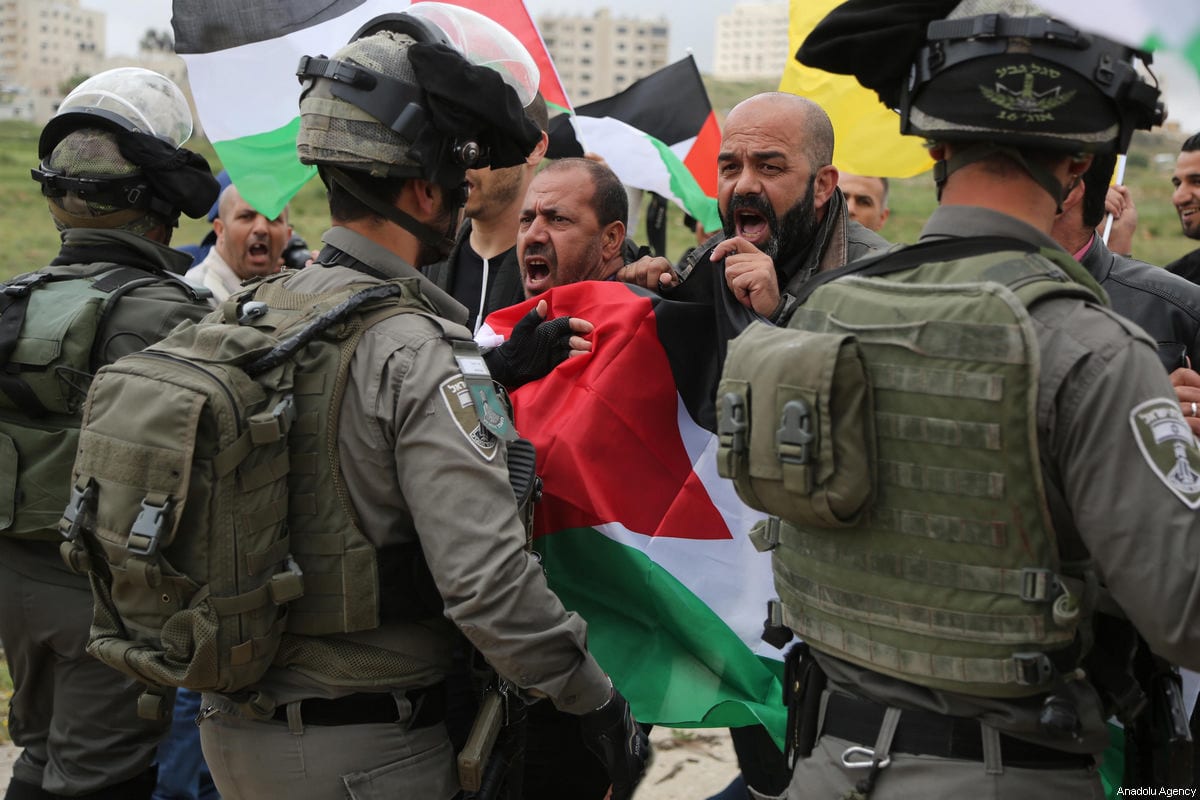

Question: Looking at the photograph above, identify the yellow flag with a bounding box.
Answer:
[780,0,933,178]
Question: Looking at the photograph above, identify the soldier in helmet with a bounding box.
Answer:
[721,1,1200,797]
[0,68,217,799]
[193,7,649,799]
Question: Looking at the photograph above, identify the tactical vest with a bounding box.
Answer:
[720,240,1105,698]
[0,264,202,540]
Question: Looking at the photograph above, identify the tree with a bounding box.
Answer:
[58,72,91,97]
[139,29,174,54]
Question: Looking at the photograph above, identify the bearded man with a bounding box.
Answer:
[620,92,889,328]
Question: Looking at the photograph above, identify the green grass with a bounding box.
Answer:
[2,118,1195,281]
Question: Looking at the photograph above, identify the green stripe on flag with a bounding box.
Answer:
[546,100,572,116]
[1186,31,1200,75]
[212,118,316,219]
[536,527,786,746]
[648,136,722,234]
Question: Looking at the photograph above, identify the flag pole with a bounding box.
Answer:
[1101,153,1128,245]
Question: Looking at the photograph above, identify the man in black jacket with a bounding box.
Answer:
[1167,132,1200,281]
[1052,153,1200,373]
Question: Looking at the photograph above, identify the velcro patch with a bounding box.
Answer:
[1129,398,1200,509]
[440,375,498,461]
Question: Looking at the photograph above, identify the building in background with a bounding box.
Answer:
[538,8,669,103]
[0,0,105,122]
[713,2,788,81]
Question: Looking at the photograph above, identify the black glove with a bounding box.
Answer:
[483,306,574,389]
[579,687,652,800]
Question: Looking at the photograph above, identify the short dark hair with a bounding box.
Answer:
[541,157,627,227]
[1081,153,1118,228]
[1183,132,1200,153]
[326,169,407,224]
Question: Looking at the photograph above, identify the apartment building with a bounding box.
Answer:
[538,7,669,103]
[0,0,105,122]
[713,2,789,81]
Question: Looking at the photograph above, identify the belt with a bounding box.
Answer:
[272,683,446,728]
[821,692,1094,771]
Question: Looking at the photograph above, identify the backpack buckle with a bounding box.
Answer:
[718,393,748,453]
[777,399,815,465]
[127,497,171,556]
[1019,568,1059,602]
[1013,652,1054,686]
[2,273,49,297]
[59,481,96,542]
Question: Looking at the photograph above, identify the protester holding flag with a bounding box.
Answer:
[734,1,1200,797]
[191,8,649,800]
[516,158,630,299]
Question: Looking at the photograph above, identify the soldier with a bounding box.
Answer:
[736,2,1200,797]
[193,7,649,799]
[0,68,217,799]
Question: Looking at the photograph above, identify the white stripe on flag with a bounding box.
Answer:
[569,115,686,212]
[180,0,410,142]
[590,394,782,662]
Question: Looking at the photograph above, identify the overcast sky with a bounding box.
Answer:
[80,0,1200,131]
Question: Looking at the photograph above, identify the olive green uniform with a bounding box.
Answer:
[0,229,209,795]
[772,206,1200,799]
[199,227,610,800]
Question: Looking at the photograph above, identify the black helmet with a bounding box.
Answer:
[901,12,1165,155]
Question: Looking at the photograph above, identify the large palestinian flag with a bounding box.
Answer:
[481,282,785,742]
[546,56,722,235]
[171,0,571,219]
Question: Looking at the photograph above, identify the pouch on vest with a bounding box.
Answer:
[0,266,198,539]
[717,321,875,528]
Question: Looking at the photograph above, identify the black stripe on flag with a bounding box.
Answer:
[547,55,711,159]
[171,0,368,54]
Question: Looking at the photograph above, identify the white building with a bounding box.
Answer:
[0,0,106,122]
[713,2,790,81]
[538,8,669,103]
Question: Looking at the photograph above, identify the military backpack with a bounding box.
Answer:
[60,273,470,716]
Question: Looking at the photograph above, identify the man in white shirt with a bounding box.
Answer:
[185,183,292,303]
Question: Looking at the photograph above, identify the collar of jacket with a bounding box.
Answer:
[780,188,851,297]
[315,225,470,326]
[51,227,193,275]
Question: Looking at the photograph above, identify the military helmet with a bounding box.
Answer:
[901,9,1165,155]
[38,67,193,159]
[32,67,218,229]
[295,2,540,189]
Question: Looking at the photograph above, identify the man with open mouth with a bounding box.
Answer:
[185,182,293,303]
[517,157,629,298]
[1166,132,1200,284]
[620,92,889,332]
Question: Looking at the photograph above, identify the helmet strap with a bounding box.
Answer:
[323,166,457,260]
[934,143,1069,212]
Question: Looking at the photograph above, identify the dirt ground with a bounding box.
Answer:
[0,726,740,798]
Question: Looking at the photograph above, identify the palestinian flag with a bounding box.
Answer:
[546,56,722,235]
[1036,0,1200,76]
[171,0,571,219]
[481,281,785,742]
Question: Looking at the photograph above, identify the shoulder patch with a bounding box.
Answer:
[440,374,498,461]
[1129,398,1200,508]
